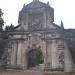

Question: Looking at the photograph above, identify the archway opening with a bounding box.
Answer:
[27,48,44,69]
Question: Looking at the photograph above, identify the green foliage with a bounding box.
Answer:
[37,48,44,65]
[0,9,4,31]
[10,24,14,30]
[0,9,3,17]
[5,25,10,31]
[5,24,14,31]
[0,33,8,59]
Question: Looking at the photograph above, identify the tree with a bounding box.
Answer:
[0,9,8,68]
[5,26,10,31]
[5,24,14,31]
[10,24,14,31]
[0,9,4,31]
[0,33,8,58]
[37,48,44,65]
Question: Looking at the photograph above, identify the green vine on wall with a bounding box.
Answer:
[37,48,44,65]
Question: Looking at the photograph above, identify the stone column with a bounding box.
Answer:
[17,40,22,66]
[43,40,52,70]
[11,41,17,65]
[40,40,46,69]
[7,42,12,65]
[51,40,58,69]
[43,12,46,28]
[21,41,28,69]
[64,43,73,72]
[25,14,28,30]
[46,41,52,69]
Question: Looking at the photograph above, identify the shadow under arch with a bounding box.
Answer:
[26,48,44,69]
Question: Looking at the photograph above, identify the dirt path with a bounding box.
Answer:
[0,70,75,75]
[0,70,43,75]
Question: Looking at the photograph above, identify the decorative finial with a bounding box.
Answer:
[23,4,25,7]
[47,1,49,5]
[60,21,64,29]
[33,0,39,1]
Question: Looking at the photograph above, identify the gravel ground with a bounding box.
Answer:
[0,70,75,75]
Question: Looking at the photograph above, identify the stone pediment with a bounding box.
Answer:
[24,1,49,9]
[21,1,54,14]
[14,23,61,33]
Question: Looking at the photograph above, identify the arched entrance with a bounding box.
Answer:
[27,49,44,69]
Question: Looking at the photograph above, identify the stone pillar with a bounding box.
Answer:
[25,14,28,30]
[21,41,28,69]
[56,40,65,70]
[43,40,52,70]
[22,13,28,30]
[11,41,17,65]
[51,40,58,69]
[64,43,73,72]
[40,40,46,69]
[46,41,52,68]
[43,13,46,28]
[17,40,22,66]
[7,42,12,65]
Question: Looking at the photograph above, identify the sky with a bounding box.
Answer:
[0,0,75,29]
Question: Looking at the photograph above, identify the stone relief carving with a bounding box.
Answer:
[58,51,64,69]
[28,13,43,29]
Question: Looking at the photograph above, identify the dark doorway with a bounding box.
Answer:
[27,49,44,69]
